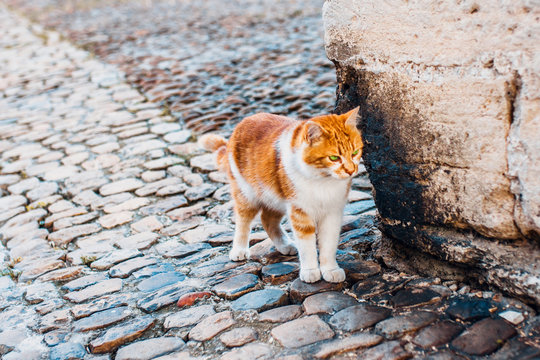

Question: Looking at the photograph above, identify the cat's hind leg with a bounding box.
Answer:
[261,207,297,255]
[230,192,259,261]
[290,206,320,283]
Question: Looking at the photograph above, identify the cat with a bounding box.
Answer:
[198,107,362,283]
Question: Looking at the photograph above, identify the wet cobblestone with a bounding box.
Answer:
[0,1,539,359]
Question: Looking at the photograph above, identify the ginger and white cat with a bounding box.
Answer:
[199,107,362,283]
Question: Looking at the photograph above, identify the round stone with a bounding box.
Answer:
[340,259,381,282]
[271,315,335,348]
[329,304,392,332]
[451,318,516,355]
[390,287,442,308]
[412,320,464,349]
[302,291,358,315]
[219,327,257,347]
[258,305,303,323]
[446,297,493,321]
[261,262,299,284]
[137,272,186,292]
[231,288,288,312]
[289,278,344,303]
[212,273,260,300]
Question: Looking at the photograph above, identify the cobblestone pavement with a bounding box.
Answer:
[1,2,540,360]
[5,0,336,134]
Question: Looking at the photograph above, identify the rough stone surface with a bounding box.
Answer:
[324,0,540,305]
[177,291,212,307]
[499,310,526,325]
[391,287,442,308]
[451,318,517,355]
[72,306,132,332]
[63,279,123,303]
[340,259,381,282]
[220,343,273,360]
[212,273,260,299]
[412,320,464,349]
[271,315,335,348]
[259,305,303,323]
[70,294,131,320]
[329,304,391,332]
[220,327,258,347]
[137,272,186,292]
[0,2,537,359]
[446,297,493,321]
[489,338,540,360]
[189,311,236,341]
[231,288,288,312]
[314,333,383,359]
[49,342,87,360]
[136,283,195,313]
[261,262,299,284]
[88,317,155,354]
[375,311,438,339]
[163,305,216,329]
[90,249,142,270]
[61,274,108,292]
[289,279,344,303]
[359,340,410,360]
[115,337,185,360]
[109,256,158,278]
[302,291,358,315]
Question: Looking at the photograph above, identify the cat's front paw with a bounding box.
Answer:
[300,268,321,283]
[275,242,297,256]
[229,246,250,261]
[321,267,346,283]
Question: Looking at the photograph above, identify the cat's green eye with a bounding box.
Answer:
[352,149,359,155]
[329,155,340,161]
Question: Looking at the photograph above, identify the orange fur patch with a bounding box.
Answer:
[201,108,362,209]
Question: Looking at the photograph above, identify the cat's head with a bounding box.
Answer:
[298,107,363,180]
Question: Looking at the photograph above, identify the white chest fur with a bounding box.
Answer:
[279,131,349,221]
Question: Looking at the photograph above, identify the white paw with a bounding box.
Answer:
[229,246,250,261]
[321,267,346,283]
[300,268,321,283]
[275,242,297,256]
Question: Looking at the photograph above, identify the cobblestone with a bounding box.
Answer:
[375,311,438,339]
[231,288,288,312]
[0,1,537,359]
[314,333,383,359]
[189,311,236,342]
[88,316,155,354]
[302,291,358,315]
[271,315,335,348]
[451,318,517,355]
[163,304,216,330]
[259,305,303,323]
[115,337,185,360]
[220,327,258,347]
[72,306,132,332]
[329,304,392,332]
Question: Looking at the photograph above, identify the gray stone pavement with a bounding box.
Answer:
[0,3,539,360]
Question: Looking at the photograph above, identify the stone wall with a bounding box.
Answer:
[323,0,540,304]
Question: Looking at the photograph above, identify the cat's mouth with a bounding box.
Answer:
[332,171,355,180]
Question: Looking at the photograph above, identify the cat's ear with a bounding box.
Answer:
[343,107,360,130]
[304,121,323,145]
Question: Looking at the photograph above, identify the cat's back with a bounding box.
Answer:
[230,113,295,145]
[228,113,296,160]
[228,113,297,201]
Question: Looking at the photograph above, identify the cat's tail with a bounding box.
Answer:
[198,134,228,173]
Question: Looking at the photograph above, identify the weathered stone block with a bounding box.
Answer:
[324,0,540,304]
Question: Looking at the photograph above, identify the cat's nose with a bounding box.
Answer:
[344,165,355,176]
